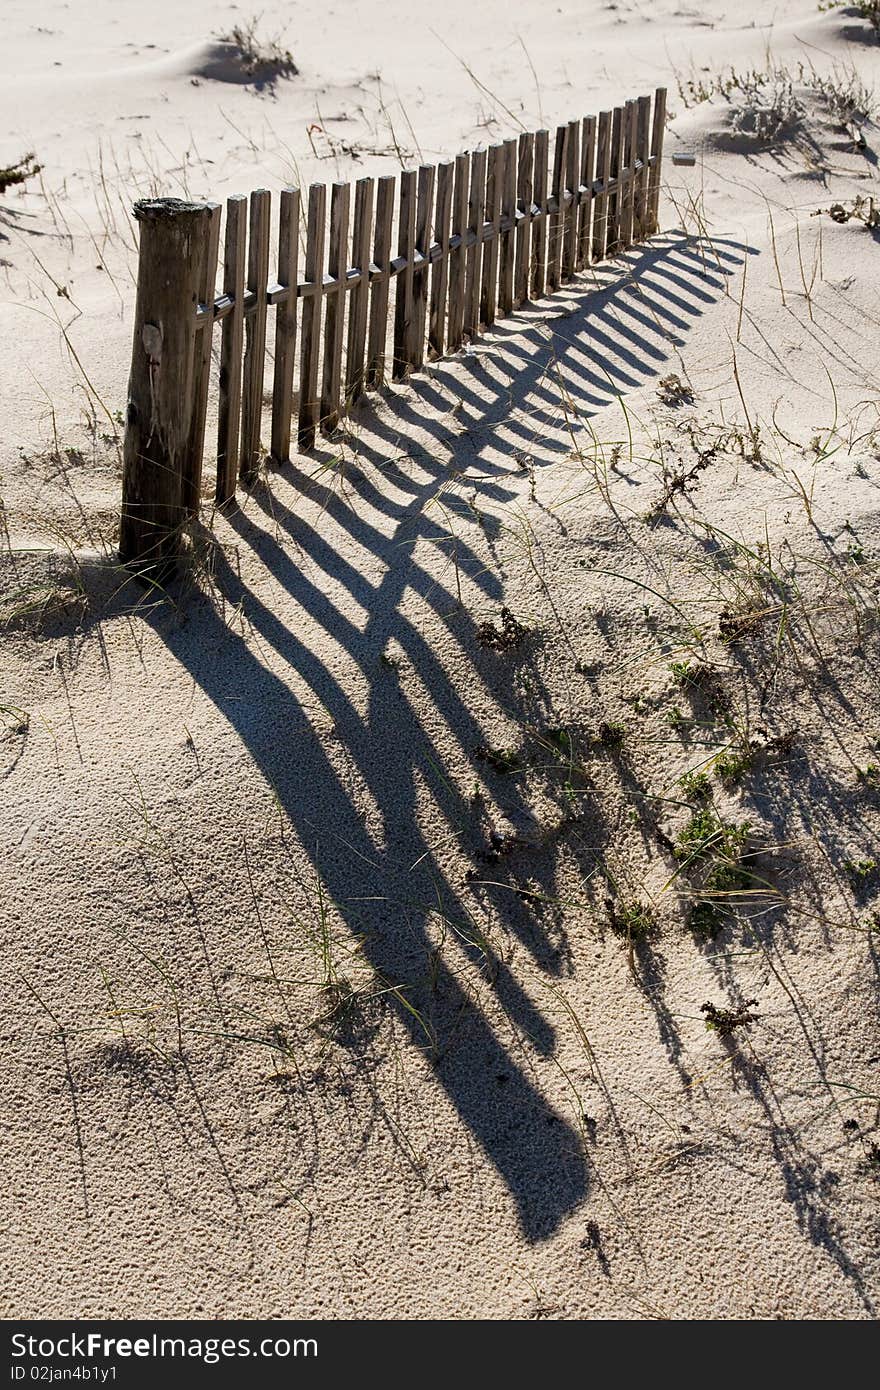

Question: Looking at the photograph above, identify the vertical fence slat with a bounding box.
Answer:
[480,144,502,329]
[619,102,632,251]
[607,107,624,254]
[239,188,271,484]
[577,116,596,271]
[185,202,221,515]
[648,87,666,234]
[217,195,247,505]
[411,163,435,372]
[628,99,640,245]
[547,124,568,292]
[345,176,374,408]
[393,169,416,381]
[298,183,327,451]
[531,129,549,299]
[620,101,637,250]
[270,186,301,466]
[592,111,612,264]
[429,161,454,358]
[447,153,469,353]
[366,175,395,390]
[498,138,517,317]
[514,132,534,307]
[320,181,350,434]
[463,148,487,339]
[635,96,651,241]
[562,119,580,281]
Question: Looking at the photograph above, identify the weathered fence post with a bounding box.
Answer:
[119,198,215,575]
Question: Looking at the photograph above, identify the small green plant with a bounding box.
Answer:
[701,998,760,1036]
[843,856,878,884]
[675,809,752,938]
[856,763,880,787]
[608,900,656,942]
[679,769,712,800]
[541,725,574,754]
[714,742,755,785]
[669,661,727,711]
[606,894,657,973]
[675,808,750,863]
[671,660,698,688]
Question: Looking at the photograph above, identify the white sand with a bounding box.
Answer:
[1,1,879,1318]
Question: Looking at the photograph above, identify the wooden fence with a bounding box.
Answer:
[119,88,666,573]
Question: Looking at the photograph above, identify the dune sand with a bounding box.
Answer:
[1,1,879,1318]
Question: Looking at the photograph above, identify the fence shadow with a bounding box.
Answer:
[145,232,745,1241]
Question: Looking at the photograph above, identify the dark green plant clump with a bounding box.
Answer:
[701,998,760,1035]
[476,606,526,652]
[607,899,656,943]
[593,721,625,751]
[0,153,42,194]
[675,809,752,938]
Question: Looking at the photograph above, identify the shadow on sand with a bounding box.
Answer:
[143,232,748,1241]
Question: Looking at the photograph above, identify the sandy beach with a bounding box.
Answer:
[1,0,879,1319]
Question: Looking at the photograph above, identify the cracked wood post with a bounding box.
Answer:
[120,197,215,576]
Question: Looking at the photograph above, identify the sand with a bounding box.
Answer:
[1,0,879,1319]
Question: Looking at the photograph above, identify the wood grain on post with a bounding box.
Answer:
[480,144,502,329]
[607,107,623,254]
[298,183,327,451]
[648,87,666,234]
[346,176,374,407]
[592,112,611,263]
[531,129,549,299]
[463,148,486,340]
[393,169,416,381]
[628,98,640,242]
[429,161,454,358]
[547,123,568,292]
[216,194,247,506]
[120,197,215,574]
[498,138,517,317]
[577,116,596,271]
[446,153,469,352]
[366,175,395,390]
[239,188,271,484]
[635,96,651,240]
[411,164,435,371]
[184,202,221,516]
[562,119,580,281]
[514,131,534,307]
[620,101,637,249]
[270,186,301,466]
[320,181,351,434]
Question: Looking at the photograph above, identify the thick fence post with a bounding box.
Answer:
[119,197,214,576]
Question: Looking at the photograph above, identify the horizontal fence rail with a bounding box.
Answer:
[119,88,666,574]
